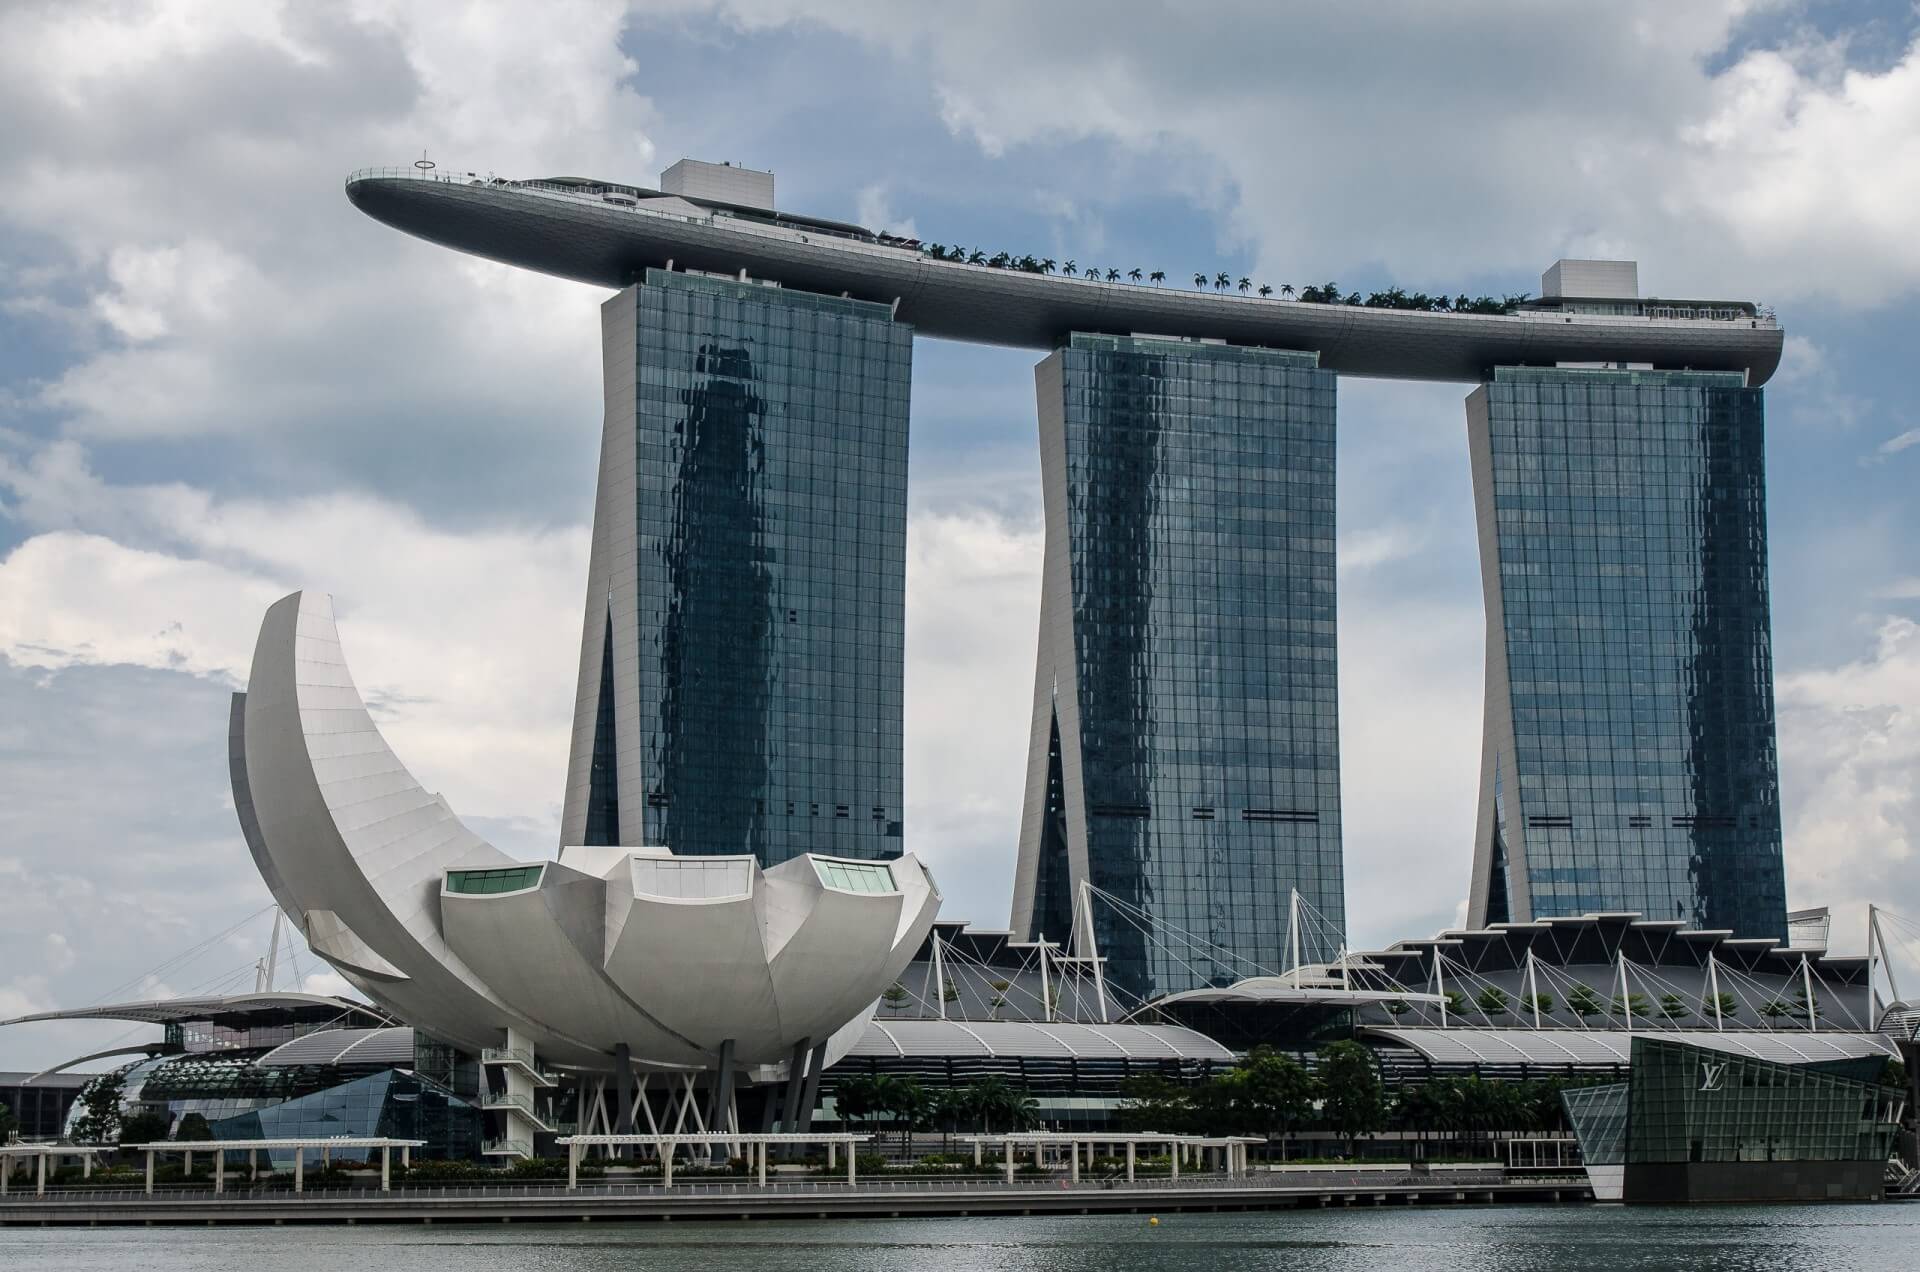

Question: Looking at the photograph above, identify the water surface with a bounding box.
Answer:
[7,1205,1919,1271]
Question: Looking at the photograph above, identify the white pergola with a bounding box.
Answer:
[960,1133,1263,1184]
[555,1132,871,1190]
[129,1138,426,1195]
[0,1145,113,1198]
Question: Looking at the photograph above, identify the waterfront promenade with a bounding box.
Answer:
[0,1165,1588,1226]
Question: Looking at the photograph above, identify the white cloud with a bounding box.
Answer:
[854,183,917,240]
[1870,427,1920,461]
[1777,617,1920,950]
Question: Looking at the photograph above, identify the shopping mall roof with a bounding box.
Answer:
[848,1019,1234,1061]
[256,1026,417,1067]
[1362,1026,1898,1068]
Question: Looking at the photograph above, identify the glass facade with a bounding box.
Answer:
[1561,1038,1900,1170]
[585,269,911,866]
[207,1070,482,1165]
[1468,367,1786,938]
[445,865,545,894]
[1017,334,1344,1001]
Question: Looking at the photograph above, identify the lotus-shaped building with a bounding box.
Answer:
[230,591,940,1150]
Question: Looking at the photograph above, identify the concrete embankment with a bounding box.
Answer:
[0,1172,1590,1226]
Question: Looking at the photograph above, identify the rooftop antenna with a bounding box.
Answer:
[414,150,435,172]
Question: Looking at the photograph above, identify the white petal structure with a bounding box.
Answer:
[232,591,941,1075]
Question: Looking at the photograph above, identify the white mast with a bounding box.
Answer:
[931,930,948,1022]
[1434,950,1448,1027]
[1037,932,1053,1023]
[1707,951,1723,1032]
[258,910,284,994]
[1288,889,1303,989]
[1526,949,1541,1028]
[1617,953,1632,1029]
[1080,881,1111,1025]
[1800,953,1817,1033]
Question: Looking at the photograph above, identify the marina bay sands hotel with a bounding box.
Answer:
[347,158,1789,1002]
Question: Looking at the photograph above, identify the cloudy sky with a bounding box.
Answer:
[3,0,1919,1070]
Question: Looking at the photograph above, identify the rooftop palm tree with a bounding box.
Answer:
[1257,284,1272,298]
[1062,260,1078,277]
[1149,270,1165,286]
[1039,258,1056,274]
[966,249,987,265]
[1193,272,1208,289]
[1280,283,1295,299]
[1128,268,1143,282]
[1213,271,1230,291]
[1237,276,1252,294]
[1105,268,1120,282]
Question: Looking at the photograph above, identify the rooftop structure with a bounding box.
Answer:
[345,166,1782,383]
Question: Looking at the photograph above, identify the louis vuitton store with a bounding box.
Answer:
[1562,1036,1905,1203]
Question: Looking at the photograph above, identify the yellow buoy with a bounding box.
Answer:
[1148,1217,1160,1227]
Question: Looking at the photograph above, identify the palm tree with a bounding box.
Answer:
[1039,258,1056,274]
[1193,272,1208,289]
[1105,268,1120,282]
[1257,284,1272,298]
[1149,270,1165,286]
[1237,276,1251,294]
[966,249,986,265]
[1128,268,1143,282]
[1280,283,1295,299]
[1213,271,1230,291]
[1062,260,1077,277]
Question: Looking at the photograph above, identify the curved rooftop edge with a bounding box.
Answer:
[345,168,1784,386]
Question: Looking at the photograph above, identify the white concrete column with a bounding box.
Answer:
[1003,1140,1014,1184]
[756,1141,767,1187]
[144,1151,154,1196]
[403,1146,412,1169]
[37,1153,47,1197]
[294,1149,304,1194]
[662,1141,674,1187]
[83,1154,93,1180]
[1126,1142,1135,1183]
[1170,1145,1180,1182]
[184,1149,194,1176]
[2,1157,9,1196]
[1035,1142,1044,1170]
[568,1142,579,1191]
[973,1140,982,1166]
[381,1146,391,1192]
[846,1144,856,1187]
[215,1151,225,1195]
[1070,1142,1080,1184]
[827,1141,836,1169]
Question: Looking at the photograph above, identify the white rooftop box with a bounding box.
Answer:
[660,159,774,211]
[1541,259,1639,300]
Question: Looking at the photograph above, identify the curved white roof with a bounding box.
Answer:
[848,1019,1233,1062]
[0,992,386,1030]
[256,1026,417,1068]
[1363,1026,1897,1066]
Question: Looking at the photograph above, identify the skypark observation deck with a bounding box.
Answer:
[345,166,1783,385]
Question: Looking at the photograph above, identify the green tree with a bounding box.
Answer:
[988,979,1011,1020]
[1475,986,1510,1019]
[1521,992,1555,1018]
[885,1078,929,1154]
[1213,271,1231,291]
[117,1109,172,1151]
[1442,989,1467,1019]
[1149,270,1166,286]
[1610,992,1651,1020]
[1566,984,1604,1019]
[1062,260,1077,277]
[1761,998,1793,1021]
[1382,999,1410,1018]
[1128,268,1143,282]
[1707,991,1739,1021]
[1257,284,1272,297]
[1658,993,1690,1021]
[881,982,911,1013]
[1234,1048,1317,1141]
[1193,272,1208,289]
[1317,1041,1384,1156]
[70,1072,126,1145]
[940,977,961,1007]
[175,1112,214,1143]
